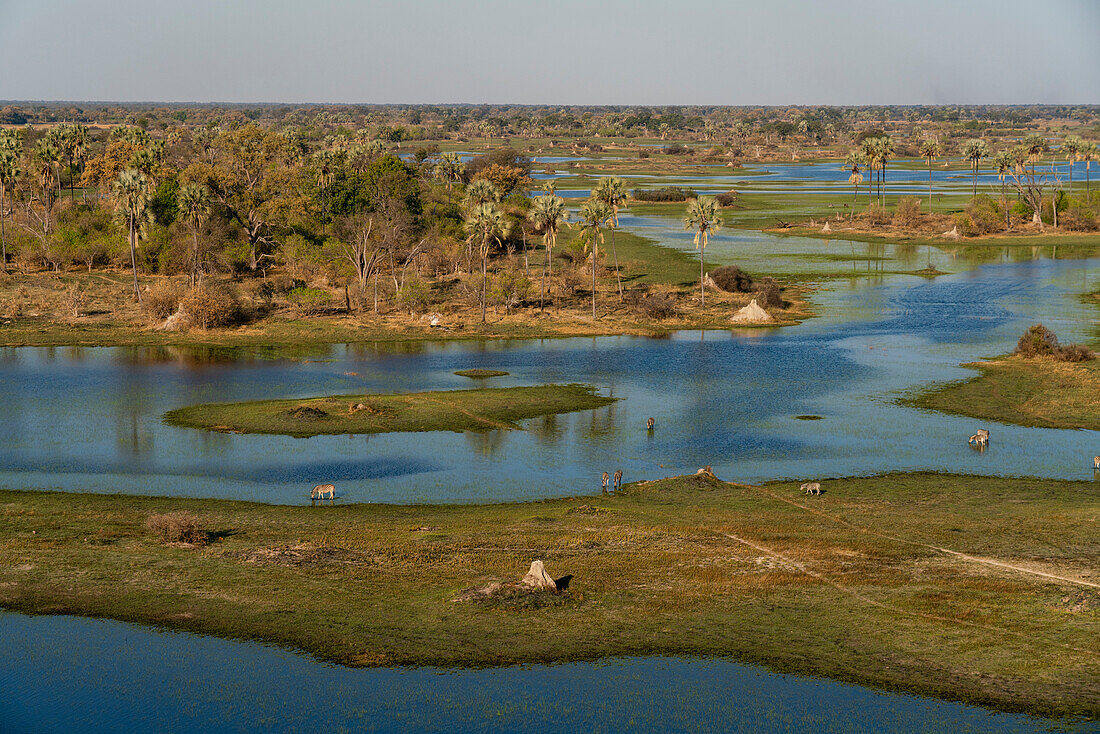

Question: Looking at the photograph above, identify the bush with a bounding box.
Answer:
[145,512,209,545]
[142,281,184,319]
[1056,344,1094,362]
[710,265,754,293]
[952,212,975,237]
[964,195,1003,235]
[715,191,739,207]
[181,285,239,328]
[1061,199,1098,231]
[754,277,784,309]
[893,196,922,228]
[396,278,433,314]
[287,286,333,316]
[663,143,691,155]
[631,187,696,203]
[640,293,677,319]
[488,272,531,312]
[1015,324,1059,357]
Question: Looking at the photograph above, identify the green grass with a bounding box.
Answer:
[454,369,510,378]
[904,357,1100,430]
[163,384,617,437]
[1,473,1097,718]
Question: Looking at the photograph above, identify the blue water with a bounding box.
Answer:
[0,257,1096,505]
[1,613,1090,734]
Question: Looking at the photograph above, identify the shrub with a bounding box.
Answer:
[640,293,677,319]
[488,272,531,312]
[952,212,975,237]
[631,187,696,203]
[754,277,784,309]
[1015,324,1059,357]
[964,194,1002,235]
[142,281,184,319]
[1009,200,1033,225]
[864,204,890,227]
[181,285,239,328]
[710,265,754,293]
[287,286,333,316]
[145,512,209,545]
[663,143,691,155]
[892,196,922,228]
[396,278,433,314]
[1056,344,1093,362]
[715,191,739,207]
[1061,199,1098,231]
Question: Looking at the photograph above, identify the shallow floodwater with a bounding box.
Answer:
[1,613,1090,734]
[0,258,1097,505]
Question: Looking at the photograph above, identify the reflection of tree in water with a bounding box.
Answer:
[893,243,919,267]
[115,409,154,458]
[531,413,563,445]
[465,429,508,457]
[583,401,617,438]
[195,428,233,456]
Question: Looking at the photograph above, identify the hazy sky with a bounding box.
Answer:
[1,0,1098,105]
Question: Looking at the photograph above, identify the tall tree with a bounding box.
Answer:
[313,148,337,235]
[435,152,465,194]
[111,169,151,301]
[844,150,864,204]
[992,150,1014,231]
[873,136,894,205]
[55,123,89,203]
[527,193,568,312]
[1061,136,1083,190]
[577,198,611,321]
[918,139,942,213]
[176,182,213,286]
[593,176,628,300]
[682,196,722,307]
[1082,142,1097,194]
[0,131,22,271]
[31,137,61,236]
[464,202,510,323]
[859,138,877,205]
[961,139,989,196]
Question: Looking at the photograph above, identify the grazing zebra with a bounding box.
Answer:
[800,481,822,496]
[968,429,989,448]
[1094,456,1099,470]
[311,483,335,501]
[614,469,623,491]
[646,417,655,431]
[601,471,610,493]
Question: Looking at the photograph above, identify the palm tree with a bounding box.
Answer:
[873,136,894,205]
[32,137,61,235]
[177,183,213,286]
[859,138,878,205]
[918,139,942,213]
[313,148,336,235]
[527,194,567,312]
[1061,136,1083,190]
[992,150,1014,231]
[435,152,465,194]
[682,196,722,307]
[464,178,501,208]
[577,198,611,321]
[593,176,628,300]
[0,137,21,272]
[1022,134,1048,176]
[844,151,864,204]
[112,169,151,302]
[464,202,510,323]
[56,123,88,202]
[1082,142,1097,194]
[961,139,989,196]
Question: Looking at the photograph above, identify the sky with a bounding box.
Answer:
[0,0,1098,105]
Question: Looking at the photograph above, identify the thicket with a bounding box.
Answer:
[631,187,696,202]
[1014,324,1093,362]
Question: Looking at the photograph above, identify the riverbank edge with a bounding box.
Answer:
[1,472,1096,721]
[900,356,1100,431]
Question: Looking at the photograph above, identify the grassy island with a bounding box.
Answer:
[454,369,509,378]
[1,473,1097,718]
[163,384,616,437]
[905,357,1100,430]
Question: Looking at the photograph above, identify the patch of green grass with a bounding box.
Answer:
[454,369,510,378]
[163,384,617,437]
[903,357,1100,430]
[0,473,1096,718]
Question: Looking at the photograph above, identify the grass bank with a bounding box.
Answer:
[904,357,1100,431]
[1,473,1097,718]
[163,385,616,437]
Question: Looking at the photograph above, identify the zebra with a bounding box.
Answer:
[800,481,822,496]
[311,483,335,501]
[601,471,610,493]
[646,417,655,431]
[614,469,623,491]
